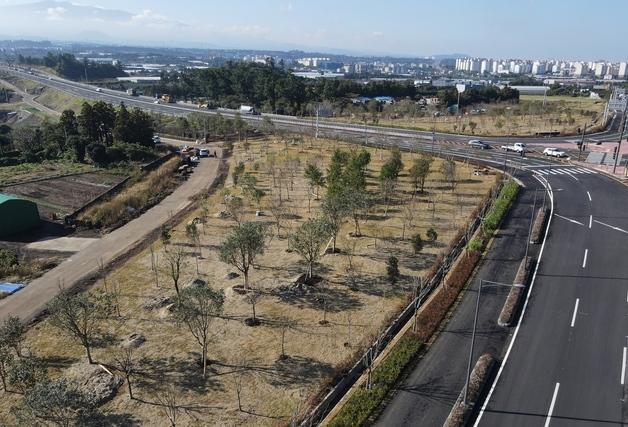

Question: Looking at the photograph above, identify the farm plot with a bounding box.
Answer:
[4,172,126,219]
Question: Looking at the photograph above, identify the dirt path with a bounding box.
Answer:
[0,79,61,117]
[0,153,223,323]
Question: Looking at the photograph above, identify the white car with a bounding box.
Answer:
[543,147,566,158]
[95,88,102,92]
[199,148,209,157]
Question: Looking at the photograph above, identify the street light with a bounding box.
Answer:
[463,279,526,405]
[613,100,628,174]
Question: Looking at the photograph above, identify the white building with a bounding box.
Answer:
[574,63,588,77]
[594,63,607,77]
[619,62,627,78]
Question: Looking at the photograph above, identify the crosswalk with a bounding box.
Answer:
[532,167,597,176]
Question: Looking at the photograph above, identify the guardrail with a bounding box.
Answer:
[300,180,502,426]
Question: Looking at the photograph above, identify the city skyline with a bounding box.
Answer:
[0,0,627,60]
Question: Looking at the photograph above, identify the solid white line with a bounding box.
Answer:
[593,219,628,234]
[570,298,579,327]
[544,383,560,427]
[582,249,588,268]
[555,214,585,226]
[475,173,554,426]
[589,215,592,229]
[587,191,592,202]
[622,347,627,386]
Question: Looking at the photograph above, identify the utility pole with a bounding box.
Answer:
[315,105,319,139]
[464,280,525,405]
[431,115,436,155]
[525,189,537,261]
[613,100,628,174]
[577,123,587,162]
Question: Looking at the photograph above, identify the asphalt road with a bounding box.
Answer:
[475,171,628,427]
[0,153,222,324]
[1,65,624,147]
[374,172,544,426]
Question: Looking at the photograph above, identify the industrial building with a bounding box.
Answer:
[0,194,40,237]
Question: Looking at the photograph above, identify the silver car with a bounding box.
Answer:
[468,139,490,149]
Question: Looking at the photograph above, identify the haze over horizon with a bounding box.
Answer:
[0,0,626,61]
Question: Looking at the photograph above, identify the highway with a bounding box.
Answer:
[3,66,628,427]
[476,170,628,427]
[1,65,624,148]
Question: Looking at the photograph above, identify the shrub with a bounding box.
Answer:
[79,157,179,228]
[386,256,399,284]
[467,237,484,253]
[426,228,438,242]
[0,249,18,274]
[328,335,422,427]
[411,234,423,254]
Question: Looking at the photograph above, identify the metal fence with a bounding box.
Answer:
[300,179,503,426]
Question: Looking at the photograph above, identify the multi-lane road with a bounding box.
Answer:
[3,66,628,426]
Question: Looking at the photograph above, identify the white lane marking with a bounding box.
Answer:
[622,347,627,386]
[589,215,592,229]
[587,191,592,202]
[570,298,579,327]
[544,383,560,427]
[475,173,554,426]
[593,220,628,234]
[566,172,579,182]
[555,214,585,226]
[582,249,588,268]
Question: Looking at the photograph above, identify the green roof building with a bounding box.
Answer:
[0,194,40,237]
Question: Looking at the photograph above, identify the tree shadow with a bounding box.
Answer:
[87,412,141,427]
[273,281,363,313]
[267,355,334,387]
[134,355,225,394]
[41,354,80,369]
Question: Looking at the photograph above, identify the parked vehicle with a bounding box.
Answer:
[501,142,527,153]
[468,139,490,149]
[543,147,567,158]
[239,105,259,115]
[199,148,209,157]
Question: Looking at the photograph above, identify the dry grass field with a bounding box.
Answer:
[333,95,606,137]
[0,137,497,426]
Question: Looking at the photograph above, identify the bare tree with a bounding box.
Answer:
[164,246,186,297]
[185,222,201,275]
[172,285,224,377]
[268,196,286,238]
[112,347,136,399]
[156,384,182,427]
[379,178,396,218]
[244,289,263,326]
[441,158,457,192]
[401,199,417,240]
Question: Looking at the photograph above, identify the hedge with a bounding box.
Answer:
[325,180,520,427]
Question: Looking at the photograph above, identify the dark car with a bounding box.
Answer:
[468,139,491,149]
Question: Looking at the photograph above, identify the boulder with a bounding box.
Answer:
[66,362,123,405]
[122,333,146,349]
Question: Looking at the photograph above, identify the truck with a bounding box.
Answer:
[239,105,259,115]
[501,142,527,153]
[126,88,137,96]
[161,94,175,103]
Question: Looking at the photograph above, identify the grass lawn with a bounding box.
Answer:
[0,137,497,426]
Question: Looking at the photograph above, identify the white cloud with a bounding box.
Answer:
[45,6,66,20]
[372,31,384,37]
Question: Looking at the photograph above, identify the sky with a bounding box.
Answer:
[0,0,626,60]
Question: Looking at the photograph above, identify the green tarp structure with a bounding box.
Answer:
[0,193,40,237]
